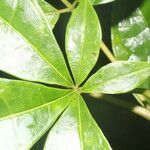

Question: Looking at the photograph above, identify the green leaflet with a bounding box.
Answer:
[111,0,150,104]
[0,78,72,149]
[66,0,101,85]
[91,0,114,5]
[37,0,59,29]
[0,0,72,86]
[82,61,150,94]
[111,0,150,62]
[44,93,111,150]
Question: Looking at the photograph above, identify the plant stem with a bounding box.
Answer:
[58,0,78,14]
[61,0,72,8]
[100,41,116,62]
[102,95,150,121]
[58,1,149,120]
[56,8,72,14]
[72,0,79,7]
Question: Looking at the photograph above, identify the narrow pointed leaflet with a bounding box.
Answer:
[0,0,72,86]
[66,0,101,85]
[0,78,73,149]
[44,93,111,150]
[82,61,150,94]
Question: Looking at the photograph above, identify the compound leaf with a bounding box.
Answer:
[0,78,73,149]
[82,61,150,94]
[0,0,72,86]
[44,93,111,150]
[66,0,101,85]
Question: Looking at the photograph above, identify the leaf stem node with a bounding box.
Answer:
[73,85,81,94]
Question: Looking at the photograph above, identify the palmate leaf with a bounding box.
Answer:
[37,0,59,29]
[44,93,111,150]
[0,78,111,149]
[82,61,150,94]
[66,0,101,85]
[111,0,150,104]
[0,0,149,149]
[0,0,72,86]
[0,78,72,149]
[0,0,112,149]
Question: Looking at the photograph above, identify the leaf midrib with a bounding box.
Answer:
[83,65,150,92]
[77,94,84,150]
[27,95,73,150]
[29,0,72,86]
[0,91,74,121]
[76,0,87,84]
[0,3,72,86]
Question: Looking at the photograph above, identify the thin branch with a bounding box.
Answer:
[60,0,72,8]
[100,41,116,62]
[58,0,78,13]
[50,0,78,15]
[59,0,149,120]
[56,8,72,14]
[72,0,79,8]
[102,95,150,121]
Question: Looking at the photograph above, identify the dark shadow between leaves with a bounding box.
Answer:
[0,71,71,89]
[53,11,76,85]
[82,93,150,150]
[112,0,144,26]
[0,71,20,80]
